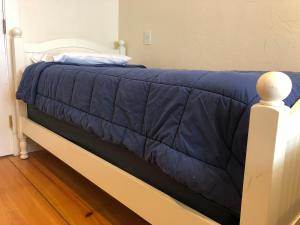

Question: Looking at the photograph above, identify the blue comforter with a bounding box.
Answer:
[16,62,300,214]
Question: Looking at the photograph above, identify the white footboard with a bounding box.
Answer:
[241,72,300,225]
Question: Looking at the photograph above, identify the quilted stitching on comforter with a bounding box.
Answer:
[17,62,300,214]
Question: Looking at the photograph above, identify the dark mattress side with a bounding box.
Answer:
[28,105,239,225]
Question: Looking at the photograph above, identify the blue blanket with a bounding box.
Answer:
[16,62,300,214]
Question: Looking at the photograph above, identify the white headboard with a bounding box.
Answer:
[11,27,126,66]
[24,39,122,55]
[10,26,126,85]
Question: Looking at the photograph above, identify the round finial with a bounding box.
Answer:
[11,27,23,37]
[119,40,125,47]
[257,72,292,106]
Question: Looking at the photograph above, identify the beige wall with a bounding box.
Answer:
[17,0,118,47]
[120,0,300,71]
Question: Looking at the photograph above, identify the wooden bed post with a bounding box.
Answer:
[119,40,126,56]
[240,72,292,225]
[11,27,28,160]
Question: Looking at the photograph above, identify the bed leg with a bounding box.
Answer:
[11,28,28,160]
[19,135,28,159]
[240,72,292,225]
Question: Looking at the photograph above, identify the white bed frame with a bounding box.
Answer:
[10,27,300,225]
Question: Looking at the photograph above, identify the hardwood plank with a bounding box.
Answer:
[0,157,67,225]
[10,151,149,225]
[31,151,149,225]
[10,155,107,225]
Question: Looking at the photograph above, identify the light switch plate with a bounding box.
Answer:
[144,31,152,45]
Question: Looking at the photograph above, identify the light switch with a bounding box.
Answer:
[144,31,152,45]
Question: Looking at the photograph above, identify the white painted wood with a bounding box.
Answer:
[241,72,300,225]
[276,100,300,225]
[22,38,127,66]
[22,116,218,225]
[118,40,126,55]
[24,38,119,55]
[256,72,292,107]
[23,38,127,65]
[241,103,289,225]
[5,0,21,156]
[11,27,28,159]
[0,1,14,157]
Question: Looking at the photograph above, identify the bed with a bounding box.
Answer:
[11,27,300,225]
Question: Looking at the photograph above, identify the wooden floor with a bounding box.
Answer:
[0,151,149,225]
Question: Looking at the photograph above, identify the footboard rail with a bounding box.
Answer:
[241,72,300,225]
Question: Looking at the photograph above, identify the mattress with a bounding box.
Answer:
[28,105,239,225]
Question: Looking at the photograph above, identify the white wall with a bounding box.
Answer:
[9,0,118,47]
[120,0,300,72]
[19,0,118,46]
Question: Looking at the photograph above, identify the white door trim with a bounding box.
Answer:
[0,0,14,157]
